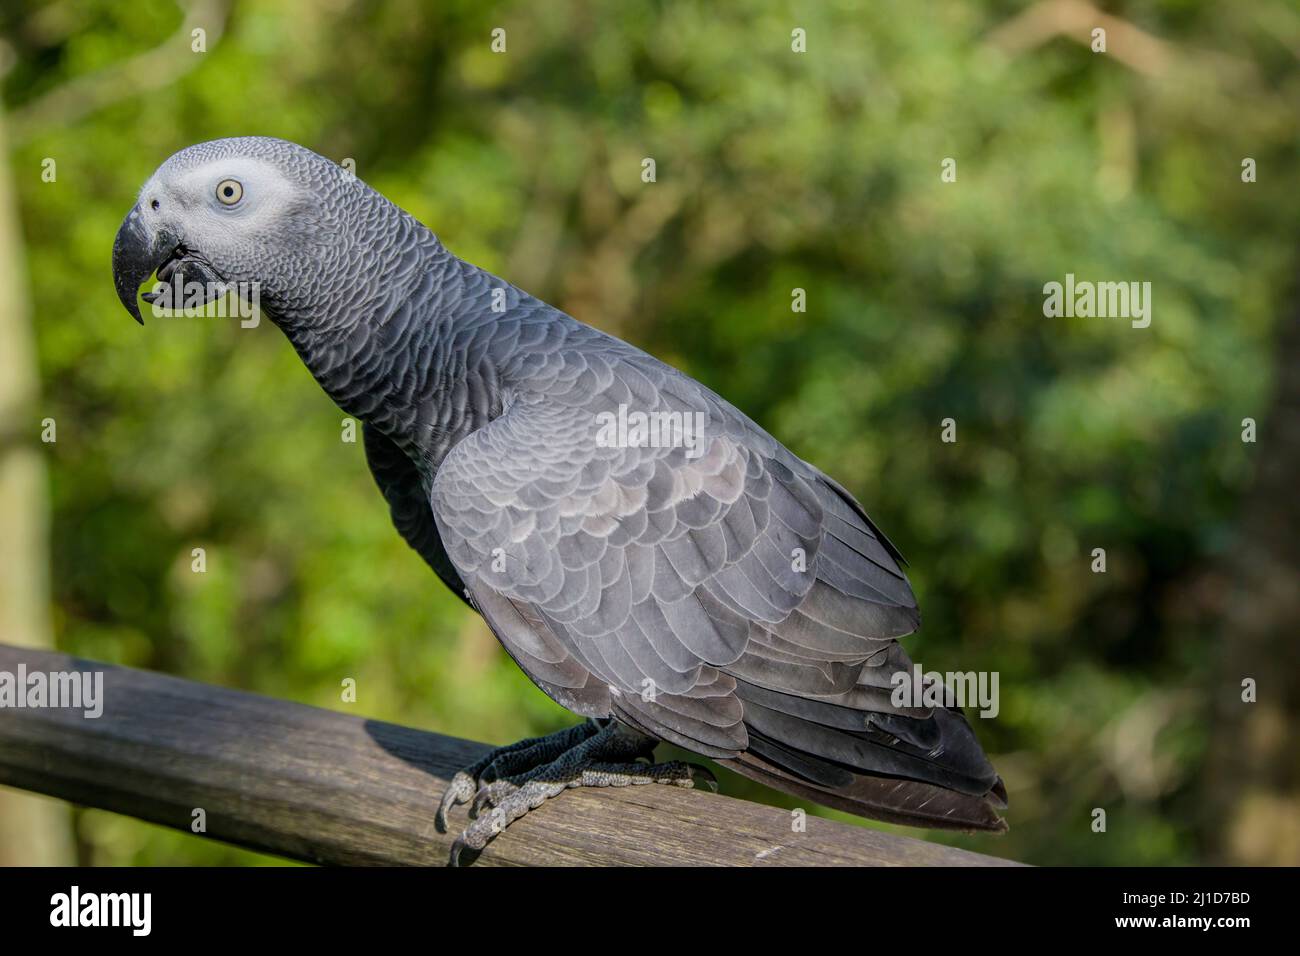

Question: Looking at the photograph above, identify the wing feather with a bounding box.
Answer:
[425,320,1003,830]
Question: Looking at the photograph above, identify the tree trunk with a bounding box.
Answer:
[0,103,76,866]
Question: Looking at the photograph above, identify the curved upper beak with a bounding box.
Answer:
[112,203,179,324]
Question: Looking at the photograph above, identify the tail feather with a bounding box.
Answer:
[726,680,1008,832]
[723,748,1008,833]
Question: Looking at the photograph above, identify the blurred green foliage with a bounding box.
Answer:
[2,0,1296,865]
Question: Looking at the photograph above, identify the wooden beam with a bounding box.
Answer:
[0,644,1019,866]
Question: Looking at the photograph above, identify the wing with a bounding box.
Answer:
[365,420,614,714]
[431,336,1005,829]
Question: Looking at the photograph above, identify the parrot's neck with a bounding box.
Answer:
[270,237,507,477]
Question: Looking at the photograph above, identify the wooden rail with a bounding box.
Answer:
[0,644,1018,866]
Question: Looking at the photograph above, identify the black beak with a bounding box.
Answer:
[112,203,179,324]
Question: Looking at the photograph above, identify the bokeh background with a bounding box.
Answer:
[1,0,1297,866]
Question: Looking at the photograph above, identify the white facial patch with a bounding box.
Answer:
[142,155,301,235]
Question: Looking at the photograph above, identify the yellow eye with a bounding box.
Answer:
[215,179,243,205]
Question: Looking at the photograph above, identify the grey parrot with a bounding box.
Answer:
[112,137,1007,863]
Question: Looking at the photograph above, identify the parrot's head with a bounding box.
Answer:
[112,136,367,325]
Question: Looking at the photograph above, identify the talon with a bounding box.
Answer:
[435,771,477,832]
[691,765,719,793]
[470,780,517,816]
[448,834,468,868]
[450,812,500,866]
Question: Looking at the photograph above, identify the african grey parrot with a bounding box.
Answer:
[112,137,1006,863]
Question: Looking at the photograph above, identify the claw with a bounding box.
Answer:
[690,765,720,793]
[449,805,509,866]
[435,771,477,833]
[448,835,468,868]
[470,780,518,817]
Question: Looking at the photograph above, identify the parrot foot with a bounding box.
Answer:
[435,718,717,866]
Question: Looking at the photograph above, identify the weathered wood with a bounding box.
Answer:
[0,644,1018,866]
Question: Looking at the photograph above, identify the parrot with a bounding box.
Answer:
[112,137,1007,864]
